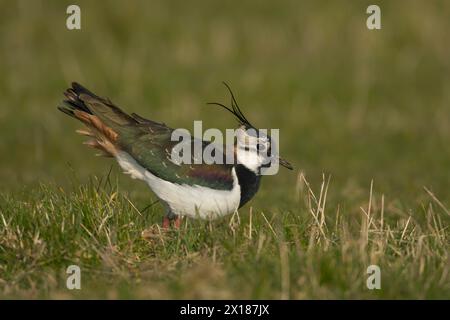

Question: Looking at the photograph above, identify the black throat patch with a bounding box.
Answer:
[235,164,261,208]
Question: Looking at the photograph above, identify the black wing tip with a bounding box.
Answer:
[59,82,93,115]
[57,105,76,118]
[64,82,82,95]
[71,81,84,91]
[68,82,98,100]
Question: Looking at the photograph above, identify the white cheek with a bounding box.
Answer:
[236,149,262,172]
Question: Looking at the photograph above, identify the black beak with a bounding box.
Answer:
[279,157,293,170]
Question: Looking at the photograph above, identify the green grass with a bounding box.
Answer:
[1,175,448,299]
[0,0,449,299]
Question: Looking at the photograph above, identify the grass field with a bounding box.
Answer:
[0,1,449,299]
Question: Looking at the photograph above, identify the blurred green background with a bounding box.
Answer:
[0,0,449,208]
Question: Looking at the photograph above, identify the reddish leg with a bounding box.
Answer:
[162,216,171,229]
[173,216,181,229]
[162,215,181,229]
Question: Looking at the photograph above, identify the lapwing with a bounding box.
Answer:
[58,83,293,228]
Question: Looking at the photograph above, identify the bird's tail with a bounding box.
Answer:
[58,82,128,157]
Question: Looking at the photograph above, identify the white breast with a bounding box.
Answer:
[115,151,241,219]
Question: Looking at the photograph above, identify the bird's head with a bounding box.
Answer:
[208,83,293,175]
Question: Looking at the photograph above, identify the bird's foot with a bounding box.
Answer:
[162,216,171,228]
[162,215,181,229]
[174,216,181,229]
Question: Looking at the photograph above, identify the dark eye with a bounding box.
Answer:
[257,143,266,152]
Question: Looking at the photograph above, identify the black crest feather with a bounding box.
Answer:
[207,82,254,128]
